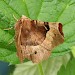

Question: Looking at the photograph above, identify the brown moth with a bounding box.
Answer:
[14,15,64,63]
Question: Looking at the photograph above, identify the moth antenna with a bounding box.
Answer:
[13,14,18,21]
[3,27,14,30]
[8,37,15,45]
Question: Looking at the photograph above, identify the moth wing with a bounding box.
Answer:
[27,22,64,63]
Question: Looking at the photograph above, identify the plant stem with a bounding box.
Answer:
[38,63,44,75]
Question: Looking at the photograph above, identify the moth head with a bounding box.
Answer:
[16,16,32,31]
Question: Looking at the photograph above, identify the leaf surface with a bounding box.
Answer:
[0,0,75,64]
[57,58,75,75]
[10,54,70,75]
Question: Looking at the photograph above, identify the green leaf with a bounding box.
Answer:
[10,54,70,75]
[71,46,75,57]
[0,0,75,64]
[57,58,75,75]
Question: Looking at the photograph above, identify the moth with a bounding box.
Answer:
[14,15,64,63]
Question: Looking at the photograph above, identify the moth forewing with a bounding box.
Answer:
[15,18,26,62]
[14,16,64,63]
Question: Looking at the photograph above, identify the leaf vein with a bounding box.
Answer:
[56,0,71,21]
[3,0,21,17]
[37,0,44,19]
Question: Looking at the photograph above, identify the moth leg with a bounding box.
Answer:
[17,49,24,63]
[18,45,26,63]
[20,49,24,63]
[8,37,15,45]
[13,14,18,21]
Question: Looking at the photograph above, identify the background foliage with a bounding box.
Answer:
[0,0,75,75]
